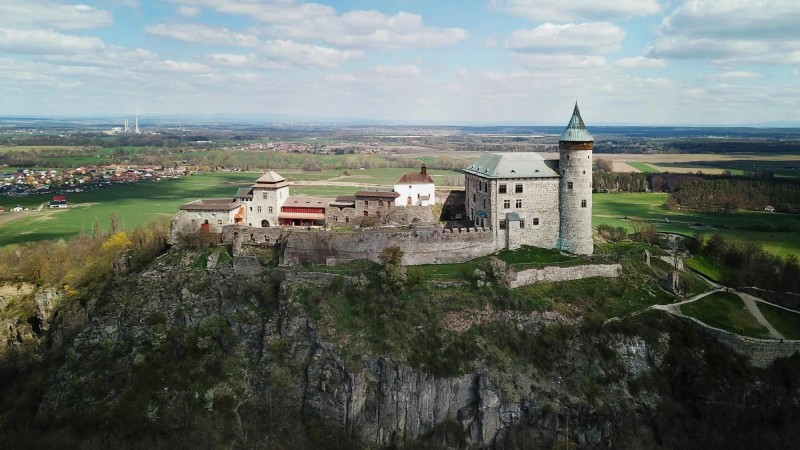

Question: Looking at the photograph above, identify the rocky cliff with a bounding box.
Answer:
[3,248,800,449]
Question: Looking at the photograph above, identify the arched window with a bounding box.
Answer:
[261,220,270,227]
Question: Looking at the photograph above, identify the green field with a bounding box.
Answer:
[593,192,800,257]
[681,292,772,338]
[626,162,660,173]
[0,173,255,246]
[757,303,800,340]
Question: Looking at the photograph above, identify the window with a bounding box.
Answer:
[533,218,539,225]
[268,206,273,213]
[483,199,486,209]
[363,211,368,216]
[473,193,476,202]
[515,199,522,208]
[334,215,338,222]
[364,200,369,207]
[257,206,262,213]
[499,219,506,230]
[515,184,523,193]
[217,220,223,225]
[568,181,573,190]
[249,207,252,211]
[520,219,525,229]
[378,200,383,206]
[499,184,507,194]
[503,199,510,209]
[581,199,587,208]
[262,192,268,199]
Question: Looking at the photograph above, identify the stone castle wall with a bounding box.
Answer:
[222,225,495,266]
[677,315,800,368]
[505,264,622,288]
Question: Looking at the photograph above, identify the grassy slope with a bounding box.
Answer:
[681,292,772,338]
[757,302,800,340]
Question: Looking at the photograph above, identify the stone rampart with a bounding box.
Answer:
[677,315,800,368]
[221,225,495,266]
[505,264,622,288]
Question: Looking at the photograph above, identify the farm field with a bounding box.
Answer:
[625,162,659,173]
[592,192,800,257]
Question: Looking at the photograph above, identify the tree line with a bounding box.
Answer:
[666,178,800,213]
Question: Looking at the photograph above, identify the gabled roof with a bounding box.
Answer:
[235,187,253,198]
[179,198,242,211]
[395,172,434,185]
[283,195,330,208]
[463,152,560,179]
[559,102,594,143]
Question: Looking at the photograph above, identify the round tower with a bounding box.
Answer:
[558,103,594,255]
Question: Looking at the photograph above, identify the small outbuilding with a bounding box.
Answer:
[394,164,435,207]
[49,195,68,208]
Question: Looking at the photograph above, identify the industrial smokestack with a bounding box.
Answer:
[135,114,139,133]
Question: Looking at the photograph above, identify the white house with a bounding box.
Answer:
[393,164,435,207]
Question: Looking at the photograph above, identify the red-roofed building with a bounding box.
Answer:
[49,195,68,208]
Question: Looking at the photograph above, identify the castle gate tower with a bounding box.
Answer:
[558,103,594,255]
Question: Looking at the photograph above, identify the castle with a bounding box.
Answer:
[464,103,593,255]
[176,104,594,257]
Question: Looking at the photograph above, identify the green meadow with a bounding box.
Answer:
[593,192,800,257]
[626,162,660,173]
[680,292,772,338]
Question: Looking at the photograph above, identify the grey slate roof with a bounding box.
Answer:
[559,103,594,143]
[463,152,560,179]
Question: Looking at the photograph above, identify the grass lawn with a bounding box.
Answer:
[684,254,731,283]
[626,162,660,173]
[757,303,800,340]
[593,192,800,258]
[680,292,772,338]
[290,185,360,197]
[0,172,256,246]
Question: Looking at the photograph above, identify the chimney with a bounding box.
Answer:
[421,163,427,175]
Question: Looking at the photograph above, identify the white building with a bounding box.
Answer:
[243,171,289,227]
[177,199,244,233]
[393,164,435,207]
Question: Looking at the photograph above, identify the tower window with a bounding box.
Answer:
[268,206,273,213]
[515,199,522,208]
[567,155,569,159]
[503,199,510,209]
[581,199,587,208]
[499,219,507,230]
[567,182,573,190]
[499,184,507,194]
[257,206,262,213]
[262,192,268,199]
[533,218,539,225]
[583,171,586,174]
[515,184,523,193]
[520,219,525,229]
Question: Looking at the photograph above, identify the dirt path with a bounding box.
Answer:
[739,293,784,339]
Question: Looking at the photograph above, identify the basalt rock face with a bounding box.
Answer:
[31,252,798,449]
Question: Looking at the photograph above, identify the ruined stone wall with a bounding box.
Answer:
[505,264,622,288]
[677,315,800,368]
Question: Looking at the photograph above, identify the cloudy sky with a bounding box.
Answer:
[0,0,798,125]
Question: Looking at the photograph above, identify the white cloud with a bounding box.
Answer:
[374,65,421,76]
[168,0,334,24]
[615,57,667,69]
[177,5,200,17]
[0,28,105,54]
[514,54,607,69]
[711,71,765,80]
[268,10,468,50]
[649,0,800,66]
[148,60,211,74]
[489,0,660,22]
[262,39,363,68]
[146,23,259,47]
[0,0,112,30]
[505,23,624,54]
[207,53,255,67]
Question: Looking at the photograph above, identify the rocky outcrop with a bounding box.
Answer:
[35,251,667,448]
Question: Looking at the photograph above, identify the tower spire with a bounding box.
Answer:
[559,102,592,142]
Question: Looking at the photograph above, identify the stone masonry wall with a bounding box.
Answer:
[558,149,593,255]
[677,315,800,368]
[222,225,495,266]
[505,264,622,289]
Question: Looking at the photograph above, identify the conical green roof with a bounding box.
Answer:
[559,103,593,142]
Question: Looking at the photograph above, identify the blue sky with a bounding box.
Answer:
[0,0,798,125]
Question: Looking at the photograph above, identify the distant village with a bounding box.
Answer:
[0,164,192,198]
